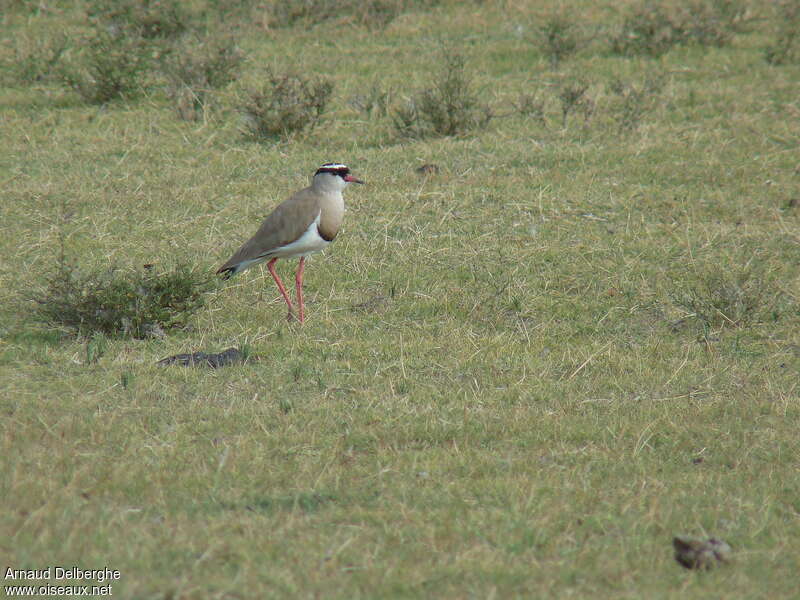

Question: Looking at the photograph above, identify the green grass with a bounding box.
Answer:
[1,1,799,598]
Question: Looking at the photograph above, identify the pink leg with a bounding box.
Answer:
[266,258,295,320]
[295,257,306,324]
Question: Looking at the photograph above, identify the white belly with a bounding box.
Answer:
[270,212,330,258]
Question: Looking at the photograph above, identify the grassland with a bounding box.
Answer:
[1,1,799,598]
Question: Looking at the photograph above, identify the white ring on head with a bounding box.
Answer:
[319,163,348,170]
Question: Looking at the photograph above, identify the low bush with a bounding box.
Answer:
[610,2,682,57]
[166,35,245,120]
[34,261,215,339]
[87,0,192,39]
[240,68,334,141]
[556,79,593,128]
[393,50,492,138]
[4,33,69,85]
[349,83,393,119]
[269,0,439,29]
[59,29,153,104]
[670,262,790,329]
[512,91,547,124]
[608,75,664,132]
[536,15,582,68]
[610,0,739,57]
[764,1,800,65]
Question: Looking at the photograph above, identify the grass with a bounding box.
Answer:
[1,0,799,598]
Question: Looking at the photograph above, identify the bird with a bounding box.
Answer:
[217,163,364,324]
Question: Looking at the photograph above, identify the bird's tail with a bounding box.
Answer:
[216,266,237,280]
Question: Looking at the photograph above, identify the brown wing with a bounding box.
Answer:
[217,187,320,274]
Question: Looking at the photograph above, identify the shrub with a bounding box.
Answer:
[536,15,582,68]
[608,75,664,132]
[170,36,243,90]
[268,0,439,29]
[204,0,259,24]
[34,261,216,339]
[4,33,69,85]
[393,50,492,138]
[670,263,788,329]
[167,35,245,120]
[59,29,153,104]
[2,0,40,14]
[240,68,334,141]
[765,1,800,65]
[610,0,738,57]
[87,0,192,39]
[268,0,341,28]
[349,83,392,119]
[610,2,681,57]
[556,79,593,128]
[710,0,755,33]
[361,0,408,28]
[680,1,738,47]
[512,91,546,125]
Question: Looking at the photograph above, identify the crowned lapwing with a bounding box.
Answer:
[217,163,364,323]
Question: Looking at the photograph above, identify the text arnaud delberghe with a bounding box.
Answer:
[5,567,121,583]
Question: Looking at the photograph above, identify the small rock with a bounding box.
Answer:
[157,347,245,369]
[673,536,731,570]
[416,164,440,176]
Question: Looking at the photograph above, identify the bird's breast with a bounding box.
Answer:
[317,193,345,242]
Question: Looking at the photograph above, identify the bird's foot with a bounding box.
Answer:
[286,311,305,324]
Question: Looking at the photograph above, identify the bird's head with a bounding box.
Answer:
[313,163,364,191]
